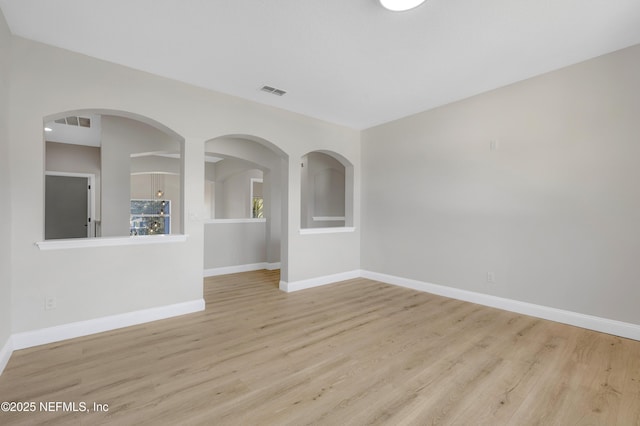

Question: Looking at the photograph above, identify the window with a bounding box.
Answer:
[251,178,264,218]
[130,199,171,235]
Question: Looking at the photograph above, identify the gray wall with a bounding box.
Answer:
[130,155,182,235]
[101,115,181,236]
[301,152,346,228]
[0,8,11,353]
[203,158,267,270]
[220,168,263,219]
[45,141,102,221]
[205,137,286,267]
[204,161,216,219]
[204,222,267,269]
[362,44,640,325]
[131,173,181,234]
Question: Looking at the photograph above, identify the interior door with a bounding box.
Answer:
[45,175,90,239]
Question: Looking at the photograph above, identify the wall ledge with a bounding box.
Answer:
[204,218,266,224]
[299,227,355,235]
[36,234,188,250]
[312,216,345,221]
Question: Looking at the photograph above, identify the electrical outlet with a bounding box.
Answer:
[486,272,496,284]
[490,139,499,151]
[45,296,57,310]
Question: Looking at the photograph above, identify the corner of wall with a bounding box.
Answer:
[0,5,13,376]
[0,336,12,375]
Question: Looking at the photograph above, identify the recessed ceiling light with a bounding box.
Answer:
[380,0,426,12]
[44,127,53,132]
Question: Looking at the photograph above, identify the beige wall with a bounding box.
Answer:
[362,44,640,325]
[0,8,11,354]
[8,35,360,334]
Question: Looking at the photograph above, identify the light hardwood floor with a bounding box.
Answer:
[1,270,639,425]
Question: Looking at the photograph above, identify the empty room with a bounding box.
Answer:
[1,0,640,424]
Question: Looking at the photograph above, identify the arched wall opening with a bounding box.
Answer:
[300,150,354,229]
[43,109,185,239]
[203,135,289,281]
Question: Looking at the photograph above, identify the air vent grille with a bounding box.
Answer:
[54,116,91,128]
[260,85,287,96]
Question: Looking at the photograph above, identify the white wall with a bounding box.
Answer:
[8,35,360,336]
[0,8,12,359]
[362,44,640,326]
[131,155,181,175]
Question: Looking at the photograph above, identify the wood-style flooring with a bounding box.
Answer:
[1,270,639,425]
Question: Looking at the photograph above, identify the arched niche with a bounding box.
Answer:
[300,150,354,229]
[43,109,184,239]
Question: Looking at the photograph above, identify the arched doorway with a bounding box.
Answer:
[203,135,289,282]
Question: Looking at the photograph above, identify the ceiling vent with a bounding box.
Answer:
[54,116,91,128]
[260,85,287,96]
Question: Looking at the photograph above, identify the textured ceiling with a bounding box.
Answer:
[1,0,640,129]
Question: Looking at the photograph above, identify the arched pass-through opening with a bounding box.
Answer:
[300,150,354,229]
[203,134,289,282]
[42,109,185,240]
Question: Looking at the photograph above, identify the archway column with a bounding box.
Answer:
[183,137,206,284]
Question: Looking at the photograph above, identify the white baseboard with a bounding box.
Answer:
[11,299,205,350]
[266,262,281,271]
[280,270,362,292]
[204,262,280,277]
[0,336,13,376]
[362,270,640,342]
